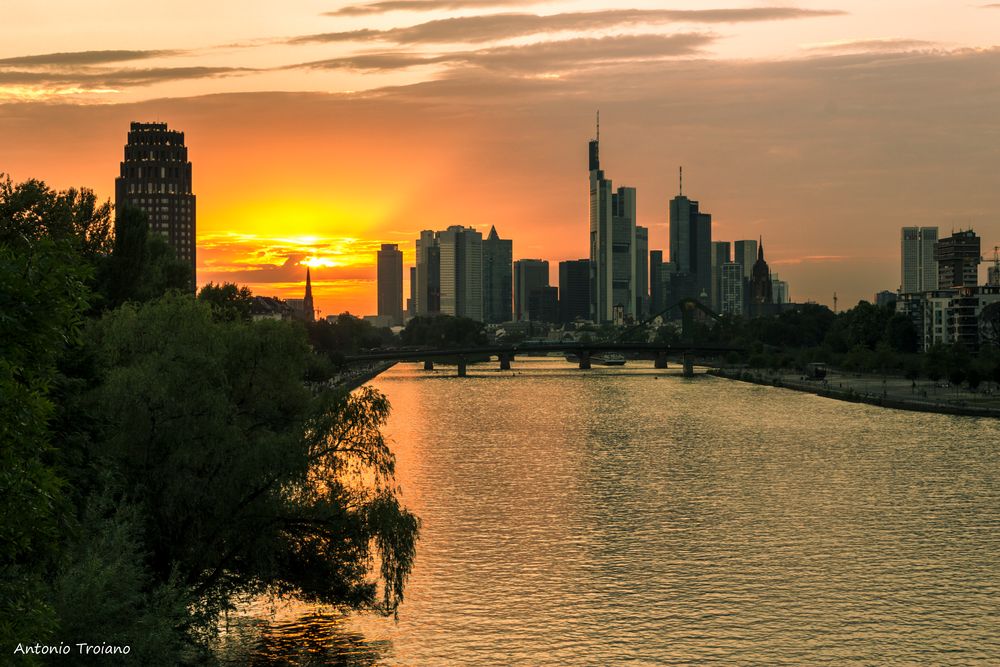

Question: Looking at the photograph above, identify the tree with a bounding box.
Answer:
[0,174,112,259]
[966,366,982,392]
[309,313,394,358]
[0,237,90,650]
[198,282,254,322]
[400,314,486,347]
[85,295,418,631]
[979,302,1000,349]
[98,207,192,307]
[885,313,919,353]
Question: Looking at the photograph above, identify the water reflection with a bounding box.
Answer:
[235,359,1000,665]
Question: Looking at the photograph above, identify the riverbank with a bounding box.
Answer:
[710,367,1000,418]
[334,361,397,392]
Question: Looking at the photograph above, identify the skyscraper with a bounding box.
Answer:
[649,250,664,315]
[114,121,196,282]
[514,259,549,322]
[377,243,403,326]
[635,226,649,318]
[588,118,636,323]
[669,170,712,304]
[901,227,939,293]
[408,266,416,317]
[733,239,758,280]
[559,259,591,323]
[482,225,513,323]
[611,187,637,320]
[720,262,744,315]
[528,286,559,323]
[771,273,789,305]
[438,226,483,321]
[935,229,981,288]
[710,241,732,312]
[414,230,440,316]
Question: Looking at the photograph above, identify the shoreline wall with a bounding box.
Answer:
[709,369,1000,419]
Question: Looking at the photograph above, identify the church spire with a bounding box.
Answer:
[303,266,315,322]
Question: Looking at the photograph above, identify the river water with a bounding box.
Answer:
[223,359,1000,665]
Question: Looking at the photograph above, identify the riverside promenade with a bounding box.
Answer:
[711,367,1000,418]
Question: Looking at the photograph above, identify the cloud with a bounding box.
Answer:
[3,47,999,309]
[294,33,714,73]
[0,66,255,90]
[804,38,937,53]
[0,49,183,67]
[327,0,544,16]
[291,7,846,45]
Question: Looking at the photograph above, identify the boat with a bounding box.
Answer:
[592,352,626,366]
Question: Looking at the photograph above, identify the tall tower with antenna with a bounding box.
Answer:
[588,113,637,323]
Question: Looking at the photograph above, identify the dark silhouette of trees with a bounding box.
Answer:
[1,176,419,659]
[400,314,487,347]
[198,281,254,322]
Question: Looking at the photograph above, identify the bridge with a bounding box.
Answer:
[343,298,740,377]
[343,341,739,377]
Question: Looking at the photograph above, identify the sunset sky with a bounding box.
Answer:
[2,1,999,316]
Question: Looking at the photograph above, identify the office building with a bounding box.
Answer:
[559,259,591,323]
[650,250,664,315]
[515,259,549,321]
[989,264,1000,287]
[414,231,441,316]
[482,225,513,324]
[771,273,789,305]
[114,121,196,283]
[377,244,403,326]
[901,227,939,293]
[611,187,638,320]
[935,229,981,288]
[720,262,744,316]
[528,286,559,323]
[733,239,757,280]
[711,241,731,312]
[669,171,712,305]
[635,226,649,318]
[407,266,416,317]
[438,226,483,321]
[588,121,637,323]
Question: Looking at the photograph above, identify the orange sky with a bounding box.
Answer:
[2,1,1000,316]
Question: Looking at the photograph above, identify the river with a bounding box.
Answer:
[220,359,1000,665]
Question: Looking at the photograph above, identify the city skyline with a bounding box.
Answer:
[3,2,1000,316]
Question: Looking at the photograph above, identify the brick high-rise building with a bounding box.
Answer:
[114,121,196,281]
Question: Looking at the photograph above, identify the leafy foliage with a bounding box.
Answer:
[198,282,254,322]
[308,312,395,358]
[86,296,418,621]
[1,176,419,659]
[400,314,487,347]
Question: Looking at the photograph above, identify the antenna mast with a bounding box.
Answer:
[679,166,683,196]
[596,110,600,142]
[833,292,838,314]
